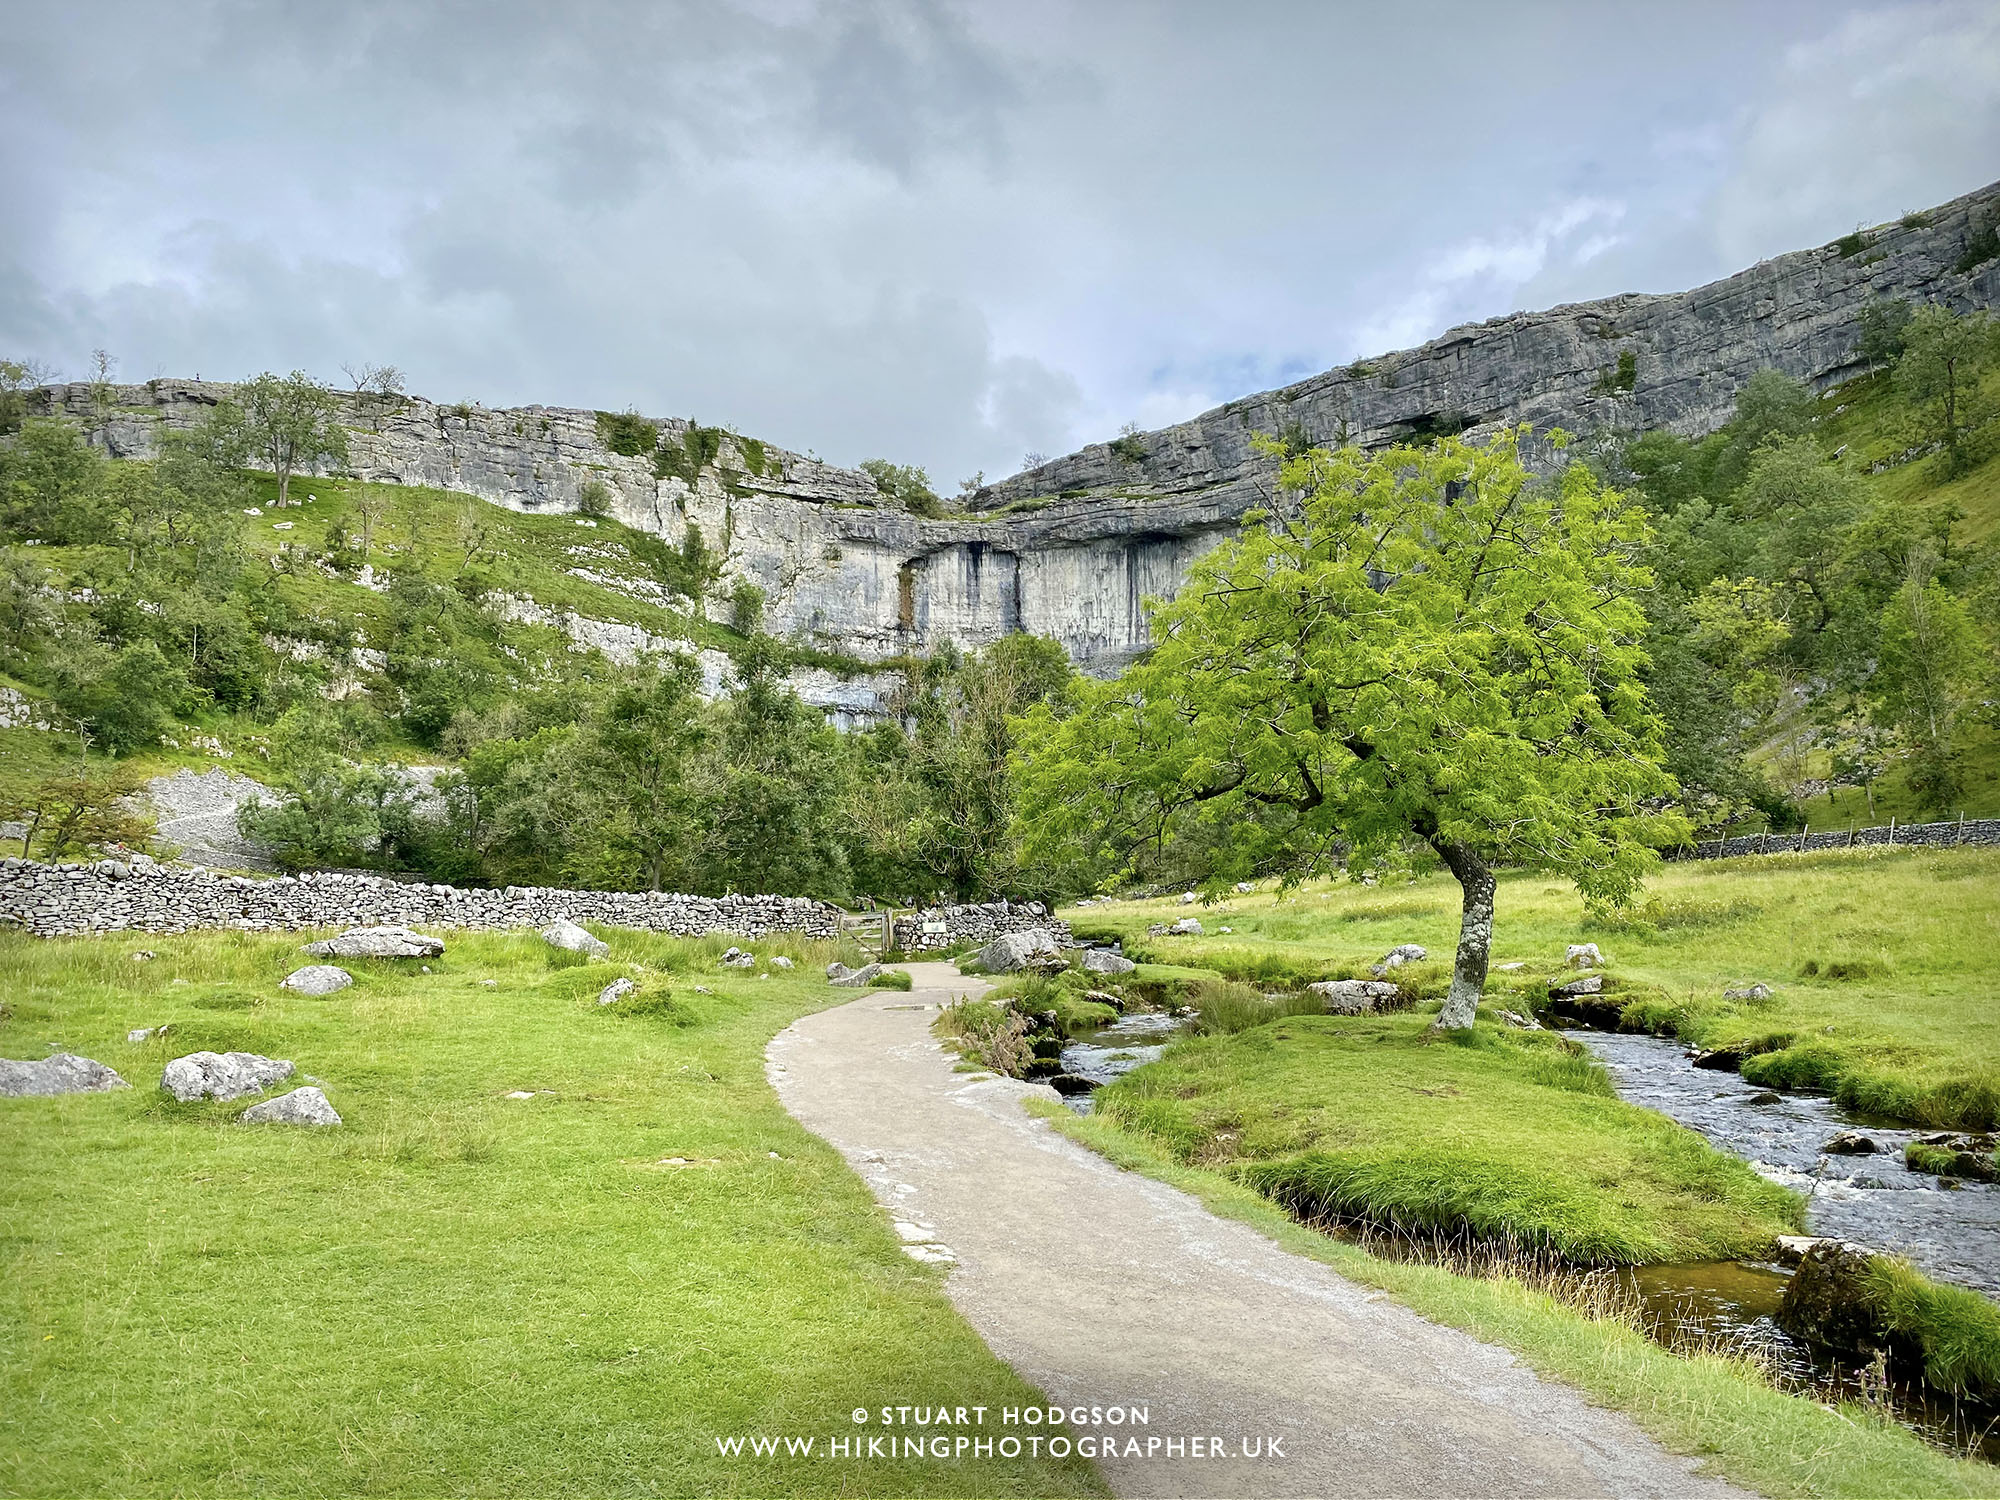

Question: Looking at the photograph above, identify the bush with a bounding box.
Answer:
[935,998,1033,1074]
[595,410,658,457]
[877,969,914,991]
[576,480,612,518]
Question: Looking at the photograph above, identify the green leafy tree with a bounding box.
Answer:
[0,418,107,544]
[4,767,152,859]
[46,638,187,754]
[1734,437,1870,636]
[1856,298,1914,370]
[1014,430,1685,1029]
[1895,305,1996,474]
[1871,545,1986,812]
[236,703,416,870]
[240,371,350,506]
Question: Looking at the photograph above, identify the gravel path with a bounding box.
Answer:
[768,961,1752,1499]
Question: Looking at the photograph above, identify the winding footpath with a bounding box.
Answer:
[768,962,1751,1499]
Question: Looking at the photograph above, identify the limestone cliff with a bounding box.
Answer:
[33,179,2000,683]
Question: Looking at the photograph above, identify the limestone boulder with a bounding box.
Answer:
[719,947,756,968]
[828,962,885,988]
[1167,917,1202,936]
[597,977,637,1006]
[1776,1240,1892,1361]
[1308,979,1403,1015]
[0,1053,129,1097]
[240,1085,342,1126]
[770,955,794,970]
[1723,982,1773,1001]
[302,925,444,960]
[977,929,1061,974]
[1370,944,1427,975]
[1565,943,1603,968]
[162,1051,294,1102]
[1080,948,1137,976]
[1552,974,1603,997]
[281,964,353,996]
[541,918,609,959]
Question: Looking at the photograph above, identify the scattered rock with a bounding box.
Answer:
[131,950,156,962]
[719,946,756,968]
[280,964,353,996]
[541,918,609,959]
[1906,1138,1998,1181]
[770,955,794,970]
[1723,982,1773,1001]
[1777,1240,1893,1362]
[977,929,1061,973]
[1047,1074,1098,1097]
[1370,944,1427,975]
[1307,979,1402,1015]
[1168,917,1203,936]
[1747,1090,1782,1105]
[828,962,885,988]
[126,1025,171,1043]
[1690,1046,1745,1071]
[1772,1234,1829,1266]
[1179,892,1197,905]
[1146,923,1168,936]
[1080,948,1136,976]
[1823,1130,1879,1155]
[1566,943,1603,968]
[1233,881,1254,894]
[1552,974,1603,997]
[597,977,637,1006]
[1498,1009,1543,1030]
[0,1053,130,1097]
[161,1051,294,1102]
[1218,926,1233,933]
[302,925,445,960]
[482,980,499,989]
[1495,961,1527,972]
[1083,990,1122,1007]
[239,1085,341,1126]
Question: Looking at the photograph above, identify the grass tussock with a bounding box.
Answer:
[1188,978,1328,1035]
[935,997,1034,1075]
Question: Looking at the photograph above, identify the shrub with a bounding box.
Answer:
[877,969,914,991]
[576,479,612,518]
[859,458,942,517]
[595,409,658,457]
[739,437,767,477]
[1832,228,1871,259]
[1108,426,1147,464]
[936,998,1033,1074]
[1795,956,1888,981]
[1953,214,1999,274]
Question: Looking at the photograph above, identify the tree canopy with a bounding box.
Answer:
[1013,428,1686,1027]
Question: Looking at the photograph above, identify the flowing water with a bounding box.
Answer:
[1573,1030,2000,1297]
[1057,1011,1187,1113]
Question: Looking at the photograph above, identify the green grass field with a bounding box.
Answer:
[0,927,1102,1498]
[1072,845,2000,1128]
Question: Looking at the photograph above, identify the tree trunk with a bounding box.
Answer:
[1428,838,1494,1030]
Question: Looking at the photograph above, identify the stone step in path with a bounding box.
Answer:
[768,961,1747,1500]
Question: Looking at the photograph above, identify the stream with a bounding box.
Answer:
[1573,1030,2000,1297]
[1057,1011,1187,1113]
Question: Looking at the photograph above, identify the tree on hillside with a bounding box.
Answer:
[240,371,350,506]
[1895,305,1996,474]
[1870,544,1986,812]
[860,458,944,518]
[1856,298,1913,371]
[1013,429,1685,1030]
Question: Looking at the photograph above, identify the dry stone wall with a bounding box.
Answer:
[1671,818,2000,860]
[890,901,1073,954]
[0,858,841,941]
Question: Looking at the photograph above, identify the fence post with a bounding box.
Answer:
[1798,821,1808,853]
[1958,812,1966,846]
[1887,817,1896,846]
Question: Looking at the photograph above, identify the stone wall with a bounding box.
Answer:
[890,900,1074,954]
[1670,818,2000,861]
[0,858,841,941]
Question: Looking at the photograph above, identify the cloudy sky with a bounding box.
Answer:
[3,1,1996,484]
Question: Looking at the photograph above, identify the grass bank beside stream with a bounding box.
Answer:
[0,928,1102,1499]
[1070,846,2000,1130]
[1034,1098,2000,1498]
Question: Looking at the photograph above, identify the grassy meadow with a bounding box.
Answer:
[0,926,1102,1498]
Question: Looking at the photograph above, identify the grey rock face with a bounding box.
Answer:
[977,929,1060,973]
[540,919,608,958]
[41,184,1996,685]
[1080,948,1137,976]
[597,977,637,1006]
[1552,974,1604,997]
[0,1053,130,1096]
[281,964,353,996]
[162,1051,295,1102]
[239,1085,341,1126]
[828,962,885,988]
[303,925,445,959]
[1565,944,1603,969]
[1308,979,1403,1016]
